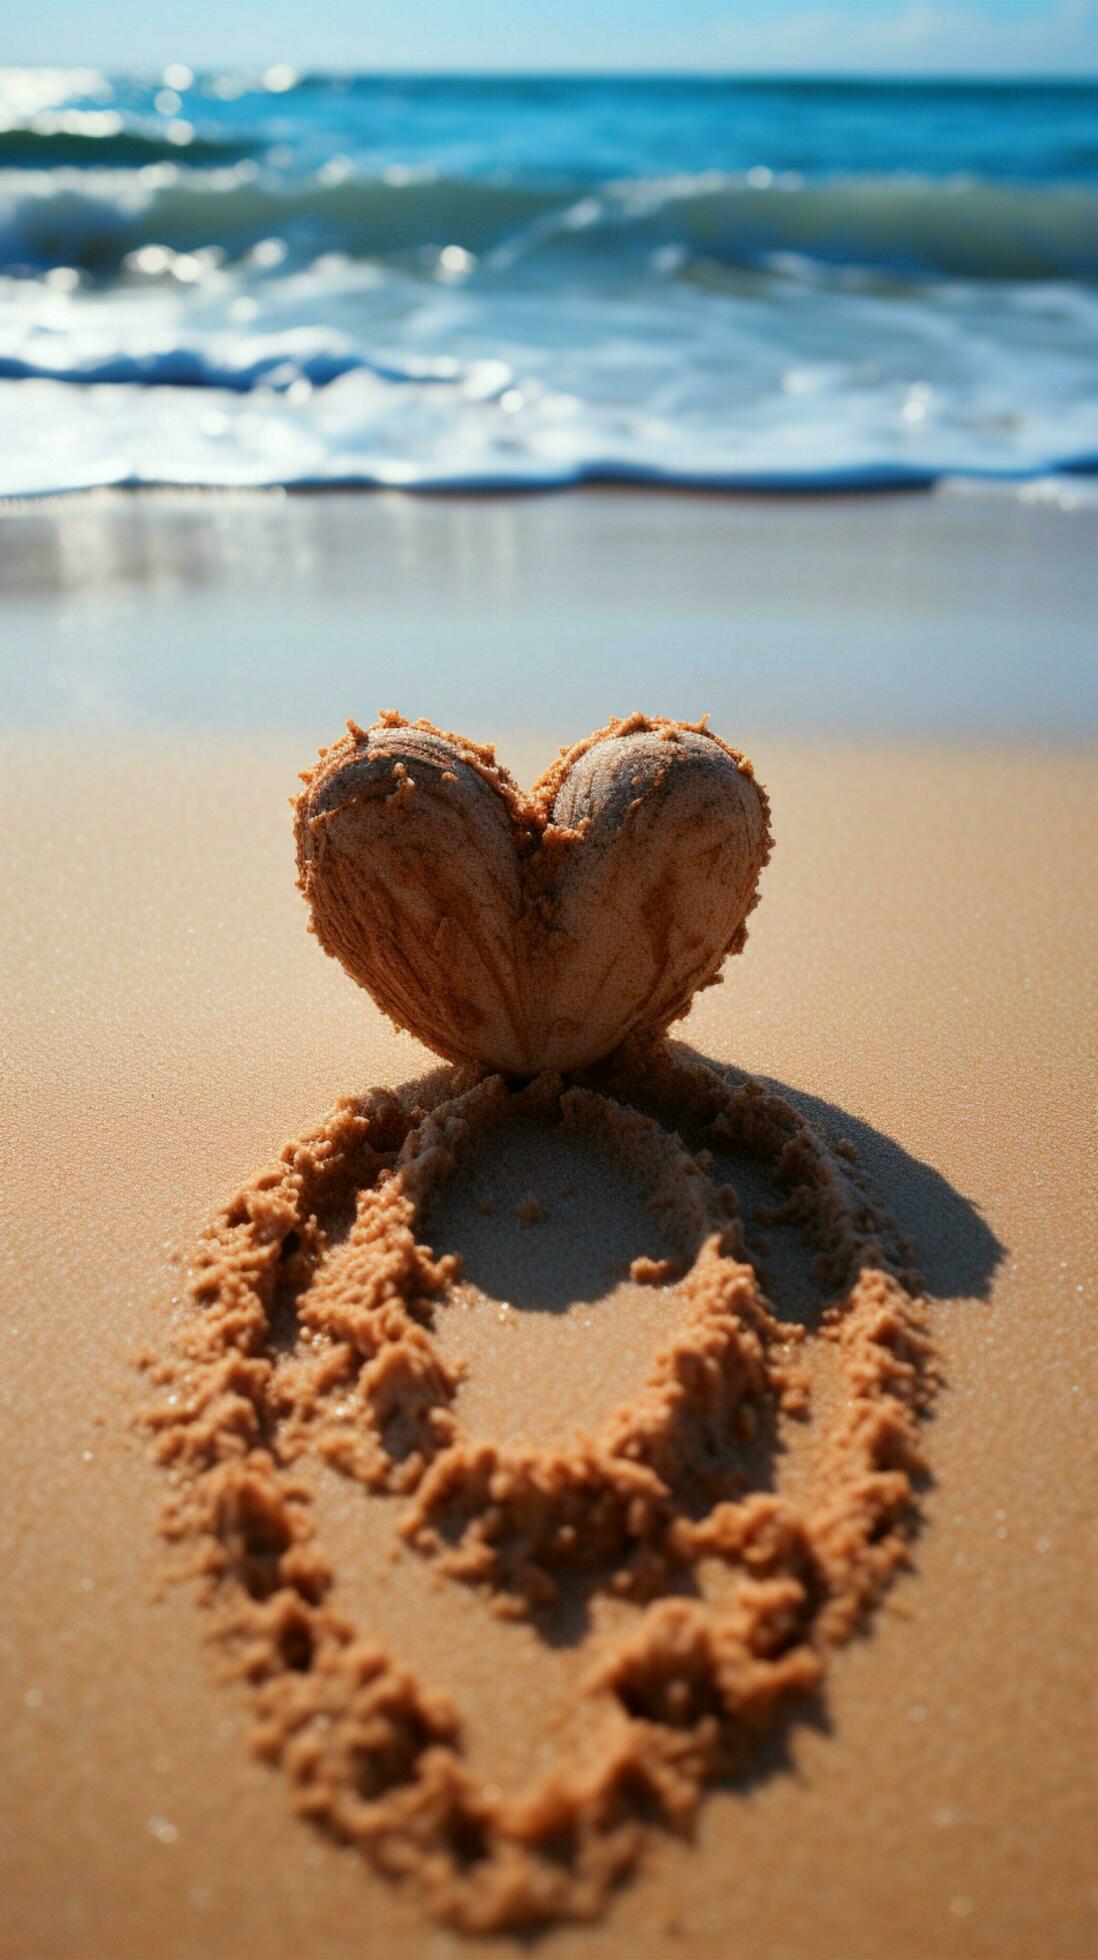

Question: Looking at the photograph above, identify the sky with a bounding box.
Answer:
[4,0,1097,76]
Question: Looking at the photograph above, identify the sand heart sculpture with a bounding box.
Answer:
[294,711,772,1074]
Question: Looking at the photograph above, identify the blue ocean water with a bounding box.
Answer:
[1,68,1096,494]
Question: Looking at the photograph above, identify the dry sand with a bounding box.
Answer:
[1,493,1096,1960]
[2,482,1098,1952]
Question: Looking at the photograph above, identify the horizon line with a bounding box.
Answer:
[6,63,1098,85]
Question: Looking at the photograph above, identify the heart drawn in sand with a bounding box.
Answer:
[294,712,772,1075]
[146,1048,933,1934]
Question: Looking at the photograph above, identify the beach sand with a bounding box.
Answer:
[2,491,1095,1960]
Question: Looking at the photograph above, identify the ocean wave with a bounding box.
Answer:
[0,169,562,275]
[0,123,253,169]
[599,172,1098,282]
[1,364,1095,500]
[0,332,460,392]
[2,166,1097,281]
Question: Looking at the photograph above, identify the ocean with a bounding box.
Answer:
[1,68,1097,496]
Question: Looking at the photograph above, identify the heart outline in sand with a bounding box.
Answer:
[145,1042,933,1933]
[294,712,772,1075]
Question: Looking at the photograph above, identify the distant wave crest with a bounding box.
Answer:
[0,124,252,170]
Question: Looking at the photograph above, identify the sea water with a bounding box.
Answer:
[1,69,1096,495]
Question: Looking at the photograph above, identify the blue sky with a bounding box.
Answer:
[5,0,1097,75]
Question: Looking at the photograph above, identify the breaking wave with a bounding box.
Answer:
[2,166,1096,281]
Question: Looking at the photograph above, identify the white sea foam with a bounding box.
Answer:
[0,71,1096,498]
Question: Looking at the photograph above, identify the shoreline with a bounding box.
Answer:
[3,472,1095,508]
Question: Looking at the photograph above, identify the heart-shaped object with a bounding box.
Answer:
[294,712,771,1076]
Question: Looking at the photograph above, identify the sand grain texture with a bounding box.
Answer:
[2,731,1095,1960]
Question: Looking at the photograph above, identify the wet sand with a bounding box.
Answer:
[2,493,1096,1960]
[2,484,1097,738]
